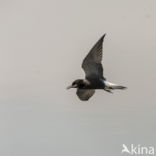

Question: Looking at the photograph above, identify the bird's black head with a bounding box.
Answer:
[67,79,86,89]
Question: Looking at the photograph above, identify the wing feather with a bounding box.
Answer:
[82,34,106,80]
[76,89,95,101]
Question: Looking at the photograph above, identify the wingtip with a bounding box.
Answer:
[100,33,106,41]
[102,33,106,38]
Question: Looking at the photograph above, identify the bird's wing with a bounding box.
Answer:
[76,89,95,101]
[82,34,106,80]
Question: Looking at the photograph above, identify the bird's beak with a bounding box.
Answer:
[66,84,77,89]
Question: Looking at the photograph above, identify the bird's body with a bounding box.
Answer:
[67,34,127,101]
[83,78,105,89]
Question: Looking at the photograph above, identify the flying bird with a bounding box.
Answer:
[67,34,127,101]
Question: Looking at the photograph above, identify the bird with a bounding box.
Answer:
[67,34,127,101]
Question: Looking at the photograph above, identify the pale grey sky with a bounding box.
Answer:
[0,0,156,156]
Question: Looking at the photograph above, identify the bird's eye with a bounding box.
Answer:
[72,82,75,85]
[79,83,85,88]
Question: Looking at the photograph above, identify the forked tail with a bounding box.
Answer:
[104,81,127,90]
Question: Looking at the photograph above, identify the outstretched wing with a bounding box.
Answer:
[82,34,106,80]
[76,89,95,101]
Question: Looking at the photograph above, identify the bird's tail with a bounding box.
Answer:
[110,85,127,90]
[104,81,127,90]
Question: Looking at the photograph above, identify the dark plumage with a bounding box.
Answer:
[67,34,127,101]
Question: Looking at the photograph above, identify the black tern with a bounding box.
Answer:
[67,34,127,101]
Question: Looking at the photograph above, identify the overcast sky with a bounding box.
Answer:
[0,0,156,156]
